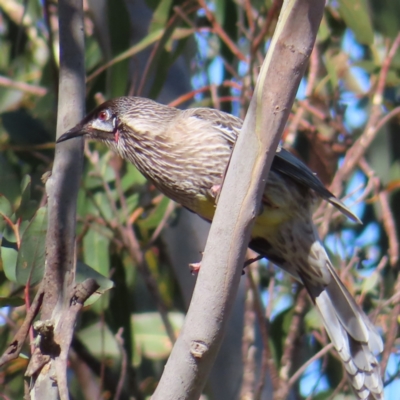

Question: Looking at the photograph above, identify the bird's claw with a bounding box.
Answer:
[189,262,201,275]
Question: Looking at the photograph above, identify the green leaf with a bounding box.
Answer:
[16,176,37,221]
[137,196,171,231]
[0,154,20,204]
[83,152,116,189]
[304,308,322,331]
[77,322,120,357]
[0,296,24,307]
[1,109,51,145]
[149,0,173,32]
[214,0,226,25]
[317,16,330,43]
[353,60,378,74]
[386,69,400,86]
[337,0,374,45]
[83,227,111,278]
[126,193,140,216]
[311,390,335,400]
[93,192,114,222]
[324,50,339,91]
[131,312,184,365]
[324,50,349,91]
[1,215,29,245]
[20,175,30,194]
[121,163,147,190]
[0,195,12,219]
[16,206,47,286]
[361,273,380,294]
[76,261,114,306]
[1,246,18,282]
[0,195,12,234]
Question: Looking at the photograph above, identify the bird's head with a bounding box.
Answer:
[57,99,122,144]
[57,96,178,147]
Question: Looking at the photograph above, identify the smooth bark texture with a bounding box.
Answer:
[151,0,325,399]
[163,210,246,399]
[27,1,86,399]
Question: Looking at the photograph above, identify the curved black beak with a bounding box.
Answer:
[57,124,87,143]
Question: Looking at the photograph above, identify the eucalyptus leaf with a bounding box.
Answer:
[16,176,37,221]
[0,155,20,204]
[361,273,380,294]
[77,322,120,357]
[1,246,18,283]
[304,308,322,331]
[0,296,25,307]
[149,0,173,32]
[0,195,12,219]
[121,163,147,190]
[338,0,374,45]
[131,312,184,364]
[83,228,110,277]
[137,196,171,231]
[16,206,47,286]
[76,261,114,306]
[83,152,117,190]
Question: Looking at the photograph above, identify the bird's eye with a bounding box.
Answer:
[98,110,110,121]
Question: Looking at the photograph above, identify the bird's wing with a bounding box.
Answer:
[186,108,241,145]
[273,148,361,223]
[187,108,360,223]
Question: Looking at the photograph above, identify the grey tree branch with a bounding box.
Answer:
[26,1,86,399]
[151,0,325,398]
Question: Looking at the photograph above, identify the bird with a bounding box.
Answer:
[57,96,384,399]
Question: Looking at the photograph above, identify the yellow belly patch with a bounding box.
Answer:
[191,194,216,222]
[191,194,289,239]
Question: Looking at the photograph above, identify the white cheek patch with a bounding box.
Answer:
[92,119,114,132]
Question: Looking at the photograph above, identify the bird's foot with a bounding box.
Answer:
[189,262,201,275]
[189,255,264,276]
[243,255,265,268]
[207,184,221,200]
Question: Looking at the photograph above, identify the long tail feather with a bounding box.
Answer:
[304,245,384,399]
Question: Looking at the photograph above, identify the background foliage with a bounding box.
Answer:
[0,0,399,398]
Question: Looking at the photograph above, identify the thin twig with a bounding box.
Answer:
[0,286,44,367]
[168,80,242,108]
[277,288,308,397]
[0,75,48,96]
[286,46,319,145]
[330,33,400,194]
[287,343,334,387]
[247,268,280,394]
[378,190,399,267]
[318,35,400,238]
[358,156,399,267]
[198,0,247,62]
[113,328,128,400]
[327,375,348,400]
[240,275,257,399]
[380,273,400,374]
[146,200,176,247]
[251,0,282,55]
[135,1,198,96]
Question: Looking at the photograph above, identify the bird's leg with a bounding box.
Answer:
[243,254,265,268]
[189,262,202,275]
[241,255,265,274]
[207,184,221,200]
[189,254,265,275]
[189,251,204,275]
